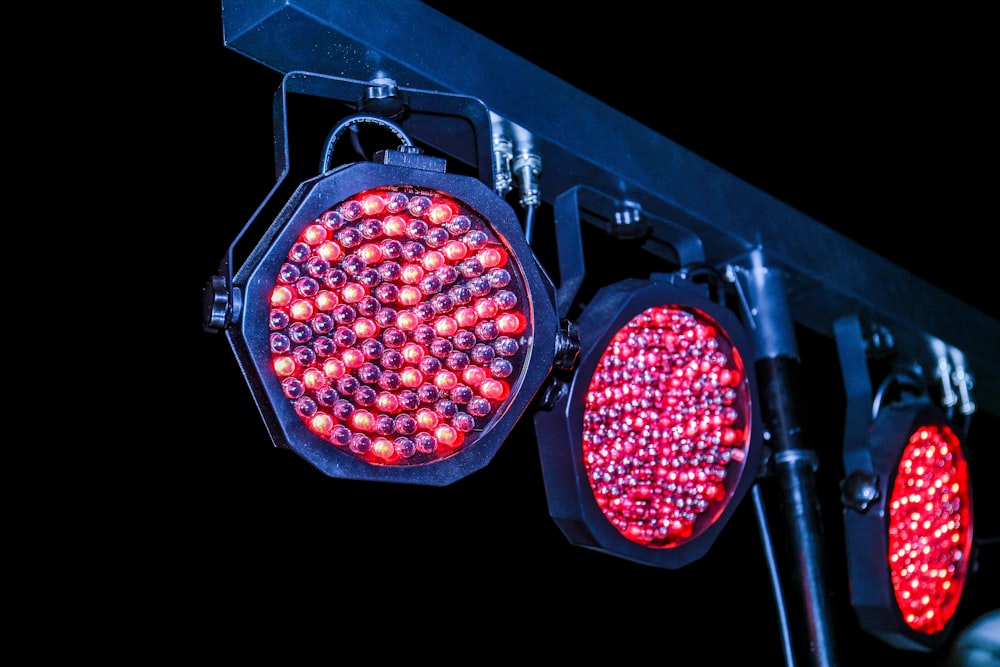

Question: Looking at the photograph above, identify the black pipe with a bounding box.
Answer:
[737,250,841,666]
[757,355,842,666]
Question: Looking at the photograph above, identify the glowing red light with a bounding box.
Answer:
[310,413,335,435]
[273,356,296,377]
[435,424,460,447]
[421,251,446,271]
[478,248,503,268]
[342,284,365,303]
[352,410,375,431]
[358,244,382,264]
[887,423,972,635]
[303,224,328,245]
[496,312,523,334]
[353,318,377,338]
[463,366,486,387]
[480,378,507,400]
[376,392,399,413]
[434,370,458,391]
[475,299,498,319]
[271,286,293,308]
[315,291,338,310]
[398,287,422,307]
[372,437,394,459]
[316,241,341,262]
[361,194,385,216]
[443,241,467,261]
[401,343,424,365]
[342,349,365,368]
[455,307,478,328]
[427,203,453,225]
[581,305,752,548]
[401,264,424,284]
[302,368,326,390]
[323,358,345,379]
[416,408,438,429]
[289,300,313,321]
[383,215,406,236]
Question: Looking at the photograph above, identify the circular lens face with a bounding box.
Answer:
[582,305,752,548]
[267,186,530,467]
[888,423,972,635]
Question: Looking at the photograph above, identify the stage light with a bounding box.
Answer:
[836,317,976,651]
[534,275,763,568]
[204,128,558,486]
[841,399,975,651]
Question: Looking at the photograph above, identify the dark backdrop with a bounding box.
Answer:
[159,4,996,663]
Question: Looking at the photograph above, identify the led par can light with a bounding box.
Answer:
[215,153,558,485]
[534,276,763,568]
[843,400,975,651]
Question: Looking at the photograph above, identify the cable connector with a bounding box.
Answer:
[489,112,514,197]
[510,123,541,209]
[948,348,977,416]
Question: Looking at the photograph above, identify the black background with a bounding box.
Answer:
[162,3,997,663]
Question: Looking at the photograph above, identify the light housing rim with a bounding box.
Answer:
[225,159,558,486]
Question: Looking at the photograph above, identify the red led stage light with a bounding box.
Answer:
[842,401,975,651]
[207,150,557,485]
[534,276,762,567]
[836,314,977,651]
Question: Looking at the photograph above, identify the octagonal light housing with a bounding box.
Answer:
[211,153,557,485]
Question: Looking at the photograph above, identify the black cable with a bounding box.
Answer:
[523,203,537,244]
[319,113,414,174]
[683,261,728,305]
[871,363,924,420]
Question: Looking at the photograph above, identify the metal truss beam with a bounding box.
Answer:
[219,0,999,415]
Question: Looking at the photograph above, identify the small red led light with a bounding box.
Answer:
[271,286,293,308]
[361,194,385,216]
[383,215,406,236]
[463,366,486,386]
[303,224,328,245]
[400,287,425,308]
[582,305,752,548]
[421,251,446,271]
[358,244,382,264]
[274,356,296,377]
[266,185,533,467]
[478,247,503,268]
[427,203,453,225]
[289,300,314,321]
[887,423,972,635]
[479,378,507,400]
[310,413,335,435]
[455,307,478,328]
[496,312,523,334]
[342,349,365,368]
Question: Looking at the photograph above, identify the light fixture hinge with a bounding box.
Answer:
[840,470,880,512]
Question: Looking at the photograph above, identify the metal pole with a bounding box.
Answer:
[737,249,842,666]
